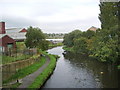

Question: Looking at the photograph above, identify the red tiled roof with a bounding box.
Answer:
[19,28,27,33]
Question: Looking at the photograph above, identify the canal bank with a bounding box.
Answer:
[28,53,59,88]
[42,46,118,88]
[3,50,59,89]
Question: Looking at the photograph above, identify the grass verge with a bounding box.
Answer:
[3,56,46,84]
[3,82,21,88]
[2,55,32,64]
[62,46,74,52]
[49,43,63,49]
[28,54,58,88]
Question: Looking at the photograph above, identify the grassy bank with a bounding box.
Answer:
[49,42,63,49]
[3,48,59,88]
[63,46,120,70]
[3,82,21,88]
[62,46,74,52]
[3,56,46,84]
[28,53,58,88]
[2,41,36,65]
[2,54,32,65]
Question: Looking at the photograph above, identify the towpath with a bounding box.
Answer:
[18,56,50,88]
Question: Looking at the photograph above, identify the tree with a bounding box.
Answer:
[63,30,82,47]
[25,26,47,50]
[82,30,95,39]
[73,37,88,54]
[97,2,119,63]
[99,2,119,29]
[38,40,49,51]
[63,1,120,64]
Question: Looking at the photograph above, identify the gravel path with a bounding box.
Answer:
[18,56,50,88]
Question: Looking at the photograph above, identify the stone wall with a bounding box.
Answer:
[1,56,40,81]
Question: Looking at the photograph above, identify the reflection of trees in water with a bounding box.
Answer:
[63,51,118,88]
[63,51,91,61]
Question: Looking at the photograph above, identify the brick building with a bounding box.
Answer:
[0,22,16,52]
[0,35,16,52]
[88,26,98,32]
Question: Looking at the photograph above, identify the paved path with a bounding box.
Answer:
[18,56,50,88]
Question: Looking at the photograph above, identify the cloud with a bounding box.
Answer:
[39,17,101,33]
[0,0,101,33]
[37,4,100,23]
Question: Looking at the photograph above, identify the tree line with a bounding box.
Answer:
[44,33,65,39]
[63,2,120,65]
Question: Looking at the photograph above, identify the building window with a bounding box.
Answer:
[7,43,13,49]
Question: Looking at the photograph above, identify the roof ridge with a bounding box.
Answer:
[6,28,22,30]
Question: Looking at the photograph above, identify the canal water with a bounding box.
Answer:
[43,46,118,88]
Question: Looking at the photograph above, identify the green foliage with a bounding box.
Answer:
[2,55,31,64]
[82,30,95,39]
[25,26,45,48]
[95,2,119,63]
[49,42,63,49]
[63,2,119,65]
[45,33,65,39]
[63,30,82,47]
[63,46,74,52]
[118,65,120,69]
[3,82,21,88]
[99,2,119,29]
[16,42,26,50]
[90,30,119,63]
[73,37,88,54]
[38,40,49,51]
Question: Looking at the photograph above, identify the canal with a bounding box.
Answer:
[43,46,118,88]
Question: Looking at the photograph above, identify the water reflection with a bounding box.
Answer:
[64,51,118,88]
[43,46,118,88]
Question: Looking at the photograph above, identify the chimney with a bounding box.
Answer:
[0,22,6,34]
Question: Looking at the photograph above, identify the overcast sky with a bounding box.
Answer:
[0,0,101,33]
